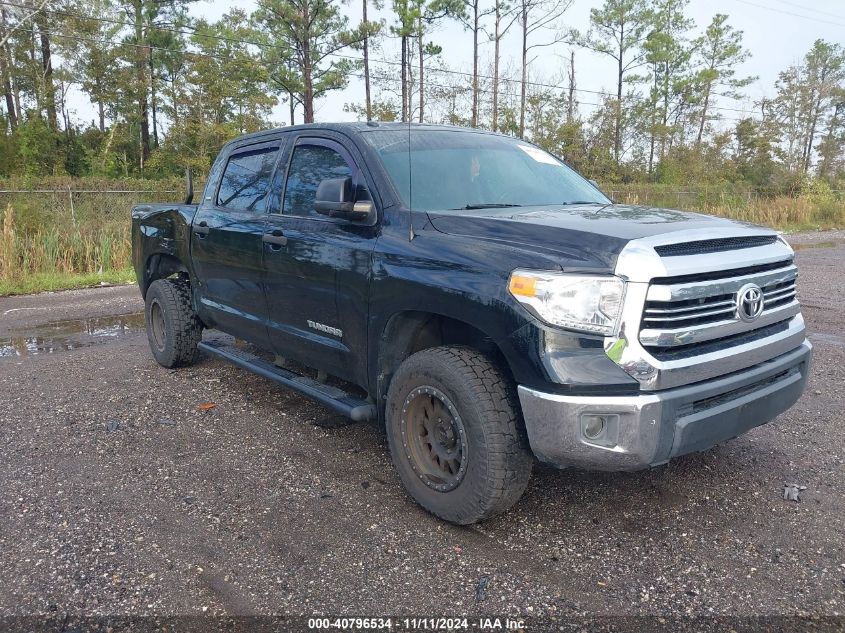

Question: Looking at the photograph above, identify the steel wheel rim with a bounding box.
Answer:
[149,300,166,352]
[400,385,467,492]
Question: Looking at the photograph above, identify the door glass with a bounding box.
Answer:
[283,145,353,217]
[217,146,279,212]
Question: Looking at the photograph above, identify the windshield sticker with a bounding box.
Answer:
[517,144,560,165]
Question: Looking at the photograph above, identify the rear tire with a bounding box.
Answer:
[144,278,202,368]
[385,346,533,524]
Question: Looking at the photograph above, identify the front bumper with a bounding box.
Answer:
[517,340,812,471]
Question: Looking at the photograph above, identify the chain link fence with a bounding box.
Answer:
[0,186,181,232]
[1,180,842,286]
[0,181,185,282]
[603,185,845,212]
[2,183,837,223]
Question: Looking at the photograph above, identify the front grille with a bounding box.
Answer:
[643,276,797,330]
[654,235,777,257]
[639,259,799,354]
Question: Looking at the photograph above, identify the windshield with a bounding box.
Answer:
[363,128,610,212]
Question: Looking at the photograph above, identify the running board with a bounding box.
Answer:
[198,339,376,422]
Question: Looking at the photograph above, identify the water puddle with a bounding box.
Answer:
[791,240,844,251]
[0,312,145,358]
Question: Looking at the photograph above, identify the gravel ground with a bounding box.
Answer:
[0,232,843,627]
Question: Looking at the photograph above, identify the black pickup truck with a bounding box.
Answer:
[132,122,811,524]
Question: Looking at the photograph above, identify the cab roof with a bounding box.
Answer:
[223,122,508,147]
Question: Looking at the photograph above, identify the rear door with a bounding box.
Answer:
[191,139,283,346]
[262,134,379,387]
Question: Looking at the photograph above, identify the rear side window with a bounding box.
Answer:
[217,146,279,212]
[283,145,353,217]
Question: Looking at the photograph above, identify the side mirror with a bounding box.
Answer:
[314,177,373,221]
[588,179,600,189]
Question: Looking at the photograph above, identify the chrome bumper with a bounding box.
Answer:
[518,340,812,471]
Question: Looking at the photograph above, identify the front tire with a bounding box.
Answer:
[144,278,202,368]
[385,346,533,524]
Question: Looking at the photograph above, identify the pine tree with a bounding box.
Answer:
[569,0,650,164]
[691,14,754,145]
[254,0,370,123]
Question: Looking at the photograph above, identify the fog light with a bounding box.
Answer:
[582,414,607,439]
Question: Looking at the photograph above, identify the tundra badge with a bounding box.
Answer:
[307,320,343,338]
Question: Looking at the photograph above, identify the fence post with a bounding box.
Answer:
[67,184,78,231]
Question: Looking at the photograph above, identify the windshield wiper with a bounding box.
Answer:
[560,201,600,205]
[452,203,524,210]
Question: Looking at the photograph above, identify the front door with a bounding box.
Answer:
[262,135,379,387]
[191,140,281,346]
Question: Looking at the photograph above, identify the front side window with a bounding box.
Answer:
[363,129,609,212]
[283,144,354,217]
[217,146,279,212]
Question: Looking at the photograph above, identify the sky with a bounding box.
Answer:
[66,0,845,130]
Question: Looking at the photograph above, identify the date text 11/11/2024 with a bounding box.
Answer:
[307,617,527,630]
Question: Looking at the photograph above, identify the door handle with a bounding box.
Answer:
[194,220,210,237]
[262,230,288,249]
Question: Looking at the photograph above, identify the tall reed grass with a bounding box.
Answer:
[607,182,844,229]
[0,177,183,294]
[0,203,132,283]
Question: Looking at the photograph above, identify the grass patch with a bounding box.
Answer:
[605,184,844,229]
[0,267,136,296]
[1,199,134,297]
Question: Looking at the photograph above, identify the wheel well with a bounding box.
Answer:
[378,311,512,402]
[143,253,188,297]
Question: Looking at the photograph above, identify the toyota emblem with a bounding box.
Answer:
[736,283,765,322]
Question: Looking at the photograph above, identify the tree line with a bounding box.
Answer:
[0,0,843,190]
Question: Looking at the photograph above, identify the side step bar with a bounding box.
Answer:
[198,339,377,422]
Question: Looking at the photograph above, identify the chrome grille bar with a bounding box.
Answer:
[646,264,797,303]
[765,285,796,304]
[640,302,800,348]
[643,304,736,324]
[644,298,734,316]
[640,263,799,349]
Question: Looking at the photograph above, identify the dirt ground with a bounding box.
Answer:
[0,231,843,629]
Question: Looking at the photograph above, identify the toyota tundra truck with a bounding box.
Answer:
[131,123,812,524]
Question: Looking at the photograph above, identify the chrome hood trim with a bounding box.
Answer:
[614,226,792,283]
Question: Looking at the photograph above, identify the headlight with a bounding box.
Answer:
[508,270,625,335]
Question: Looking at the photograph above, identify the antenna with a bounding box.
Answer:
[408,116,415,241]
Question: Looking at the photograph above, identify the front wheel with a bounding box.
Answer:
[385,346,533,524]
[144,278,202,368]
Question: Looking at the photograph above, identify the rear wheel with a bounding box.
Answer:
[144,278,202,368]
[385,346,533,524]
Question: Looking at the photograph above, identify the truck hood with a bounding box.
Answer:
[426,204,766,270]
